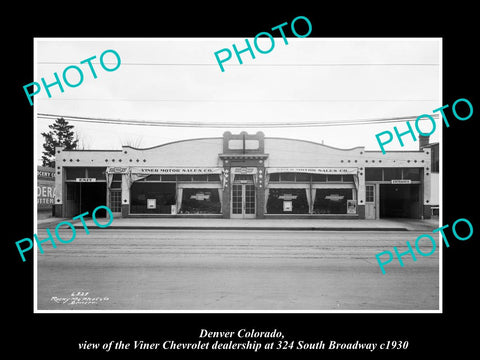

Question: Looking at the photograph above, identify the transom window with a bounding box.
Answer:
[365,168,422,182]
[268,173,354,183]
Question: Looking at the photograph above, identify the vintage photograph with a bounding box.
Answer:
[34,38,441,312]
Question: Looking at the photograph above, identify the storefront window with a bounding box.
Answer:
[295,173,310,182]
[65,167,86,180]
[137,174,221,182]
[269,173,280,182]
[130,182,176,214]
[192,174,208,182]
[266,188,309,214]
[66,167,106,181]
[233,174,254,182]
[403,168,421,181]
[177,175,192,181]
[180,188,221,214]
[144,175,161,181]
[383,168,402,181]
[207,175,220,182]
[267,173,353,183]
[365,168,422,182]
[110,177,121,189]
[311,174,327,182]
[281,173,295,182]
[313,189,353,214]
[87,167,106,179]
[327,174,341,182]
[365,168,382,181]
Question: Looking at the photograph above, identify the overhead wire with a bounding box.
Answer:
[37,113,439,129]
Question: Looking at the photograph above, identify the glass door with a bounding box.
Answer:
[365,184,376,219]
[231,184,256,218]
[109,189,122,215]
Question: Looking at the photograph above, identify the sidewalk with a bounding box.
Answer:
[37,216,440,232]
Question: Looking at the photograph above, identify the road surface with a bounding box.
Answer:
[36,228,439,311]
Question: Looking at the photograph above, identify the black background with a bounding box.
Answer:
[5,3,478,358]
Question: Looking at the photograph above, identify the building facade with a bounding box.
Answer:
[420,137,439,216]
[37,166,55,219]
[53,131,433,220]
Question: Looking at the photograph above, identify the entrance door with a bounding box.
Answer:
[65,182,107,218]
[66,182,81,218]
[380,184,420,218]
[365,184,376,219]
[231,184,256,218]
[109,190,122,216]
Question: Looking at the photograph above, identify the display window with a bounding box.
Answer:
[179,188,221,214]
[313,189,353,214]
[130,182,176,214]
[266,188,309,214]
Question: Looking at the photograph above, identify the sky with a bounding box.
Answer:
[34,38,441,164]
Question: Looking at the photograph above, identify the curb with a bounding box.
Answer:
[69,225,410,231]
[36,219,438,232]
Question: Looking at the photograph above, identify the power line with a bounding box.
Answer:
[37,62,439,66]
[37,113,439,128]
[36,98,438,103]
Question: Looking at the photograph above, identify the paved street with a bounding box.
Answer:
[36,228,439,311]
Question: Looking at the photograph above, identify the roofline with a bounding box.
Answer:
[124,137,223,151]
[264,137,364,151]
[364,150,427,153]
[61,149,123,152]
[125,136,365,152]
[420,142,439,148]
[60,136,424,153]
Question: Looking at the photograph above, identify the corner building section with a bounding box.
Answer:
[53,131,433,220]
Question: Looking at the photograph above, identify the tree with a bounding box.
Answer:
[41,117,79,168]
[120,136,144,148]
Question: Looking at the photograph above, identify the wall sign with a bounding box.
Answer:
[76,178,96,182]
[37,167,55,179]
[37,166,55,210]
[391,179,411,184]
[106,167,128,174]
[283,201,293,212]
[131,167,222,175]
[279,194,297,201]
[267,167,357,174]
[231,167,258,174]
[325,194,344,201]
[347,200,357,214]
[37,185,55,207]
[190,192,210,201]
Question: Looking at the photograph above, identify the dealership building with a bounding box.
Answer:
[53,131,435,220]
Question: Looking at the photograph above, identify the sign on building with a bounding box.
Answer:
[37,166,55,211]
[391,179,412,184]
